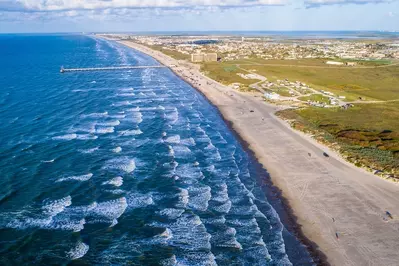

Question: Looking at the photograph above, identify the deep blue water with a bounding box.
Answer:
[0,35,313,265]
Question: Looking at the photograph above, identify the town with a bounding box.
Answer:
[123,35,399,61]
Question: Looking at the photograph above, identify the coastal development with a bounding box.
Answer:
[101,33,399,180]
[96,33,399,265]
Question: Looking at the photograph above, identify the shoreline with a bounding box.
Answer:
[117,39,399,266]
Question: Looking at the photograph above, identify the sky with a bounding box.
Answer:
[0,0,398,33]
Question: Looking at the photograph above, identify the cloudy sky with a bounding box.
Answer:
[0,0,398,33]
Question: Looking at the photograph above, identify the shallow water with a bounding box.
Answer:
[0,35,313,265]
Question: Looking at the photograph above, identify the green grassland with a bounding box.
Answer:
[202,59,399,101]
[201,63,259,86]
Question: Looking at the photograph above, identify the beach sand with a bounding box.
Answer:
[119,40,399,266]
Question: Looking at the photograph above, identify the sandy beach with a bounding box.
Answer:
[119,40,399,265]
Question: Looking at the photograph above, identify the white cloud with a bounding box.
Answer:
[0,0,287,12]
[304,0,394,7]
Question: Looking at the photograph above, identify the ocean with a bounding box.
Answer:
[0,35,313,265]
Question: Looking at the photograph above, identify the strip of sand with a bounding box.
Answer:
[119,40,399,266]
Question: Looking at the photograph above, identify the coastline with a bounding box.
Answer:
[117,39,399,266]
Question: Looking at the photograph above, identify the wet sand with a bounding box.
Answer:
[119,40,399,266]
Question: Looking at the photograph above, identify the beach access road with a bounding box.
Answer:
[119,40,399,266]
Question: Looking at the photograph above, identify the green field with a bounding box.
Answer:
[203,59,399,101]
[201,62,259,85]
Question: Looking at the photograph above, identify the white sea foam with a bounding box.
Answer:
[42,196,72,216]
[113,101,131,107]
[91,197,127,220]
[172,145,192,158]
[104,157,136,173]
[79,147,99,154]
[164,214,213,255]
[52,134,77,140]
[73,123,96,134]
[110,218,118,227]
[188,186,211,211]
[126,192,154,209]
[165,135,180,144]
[211,227,242,250]
[82,112,108,118]
[158,208,185,219]
[96,126,114,134]
[139,107,157,111]
[117,93,135,97]
[181,137,196,146]
[127,107,140,112]
[165,108,179,124]
[51,217,86,232]
[168,145,174,156]
[110,114,126,119]
[67,241,89,260]
[56,173,93,183]
[119,87,134,92]
[161,255,177,266]
[111,147,122,153]
[97,120,120,127]
[118,129,142,136]
[211,200,232,214]
[76,134,98,140]
[102,176,123,187]
[202,216,226,225]
[176,188,189,208]
[125,111,143,124]
[41,159,55,163]
[101,187,124,194]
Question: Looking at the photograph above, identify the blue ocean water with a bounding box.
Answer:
[0,35,313,265]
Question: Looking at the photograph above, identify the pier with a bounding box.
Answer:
[60,65,166,73]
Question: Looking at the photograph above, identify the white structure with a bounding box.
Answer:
[264,92,280,100]
[326,61,344,65]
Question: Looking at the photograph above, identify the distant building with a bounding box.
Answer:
[191,54,204,63]
[326,61,344,65]
[204,53,218,62]
[191,53,218,63]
